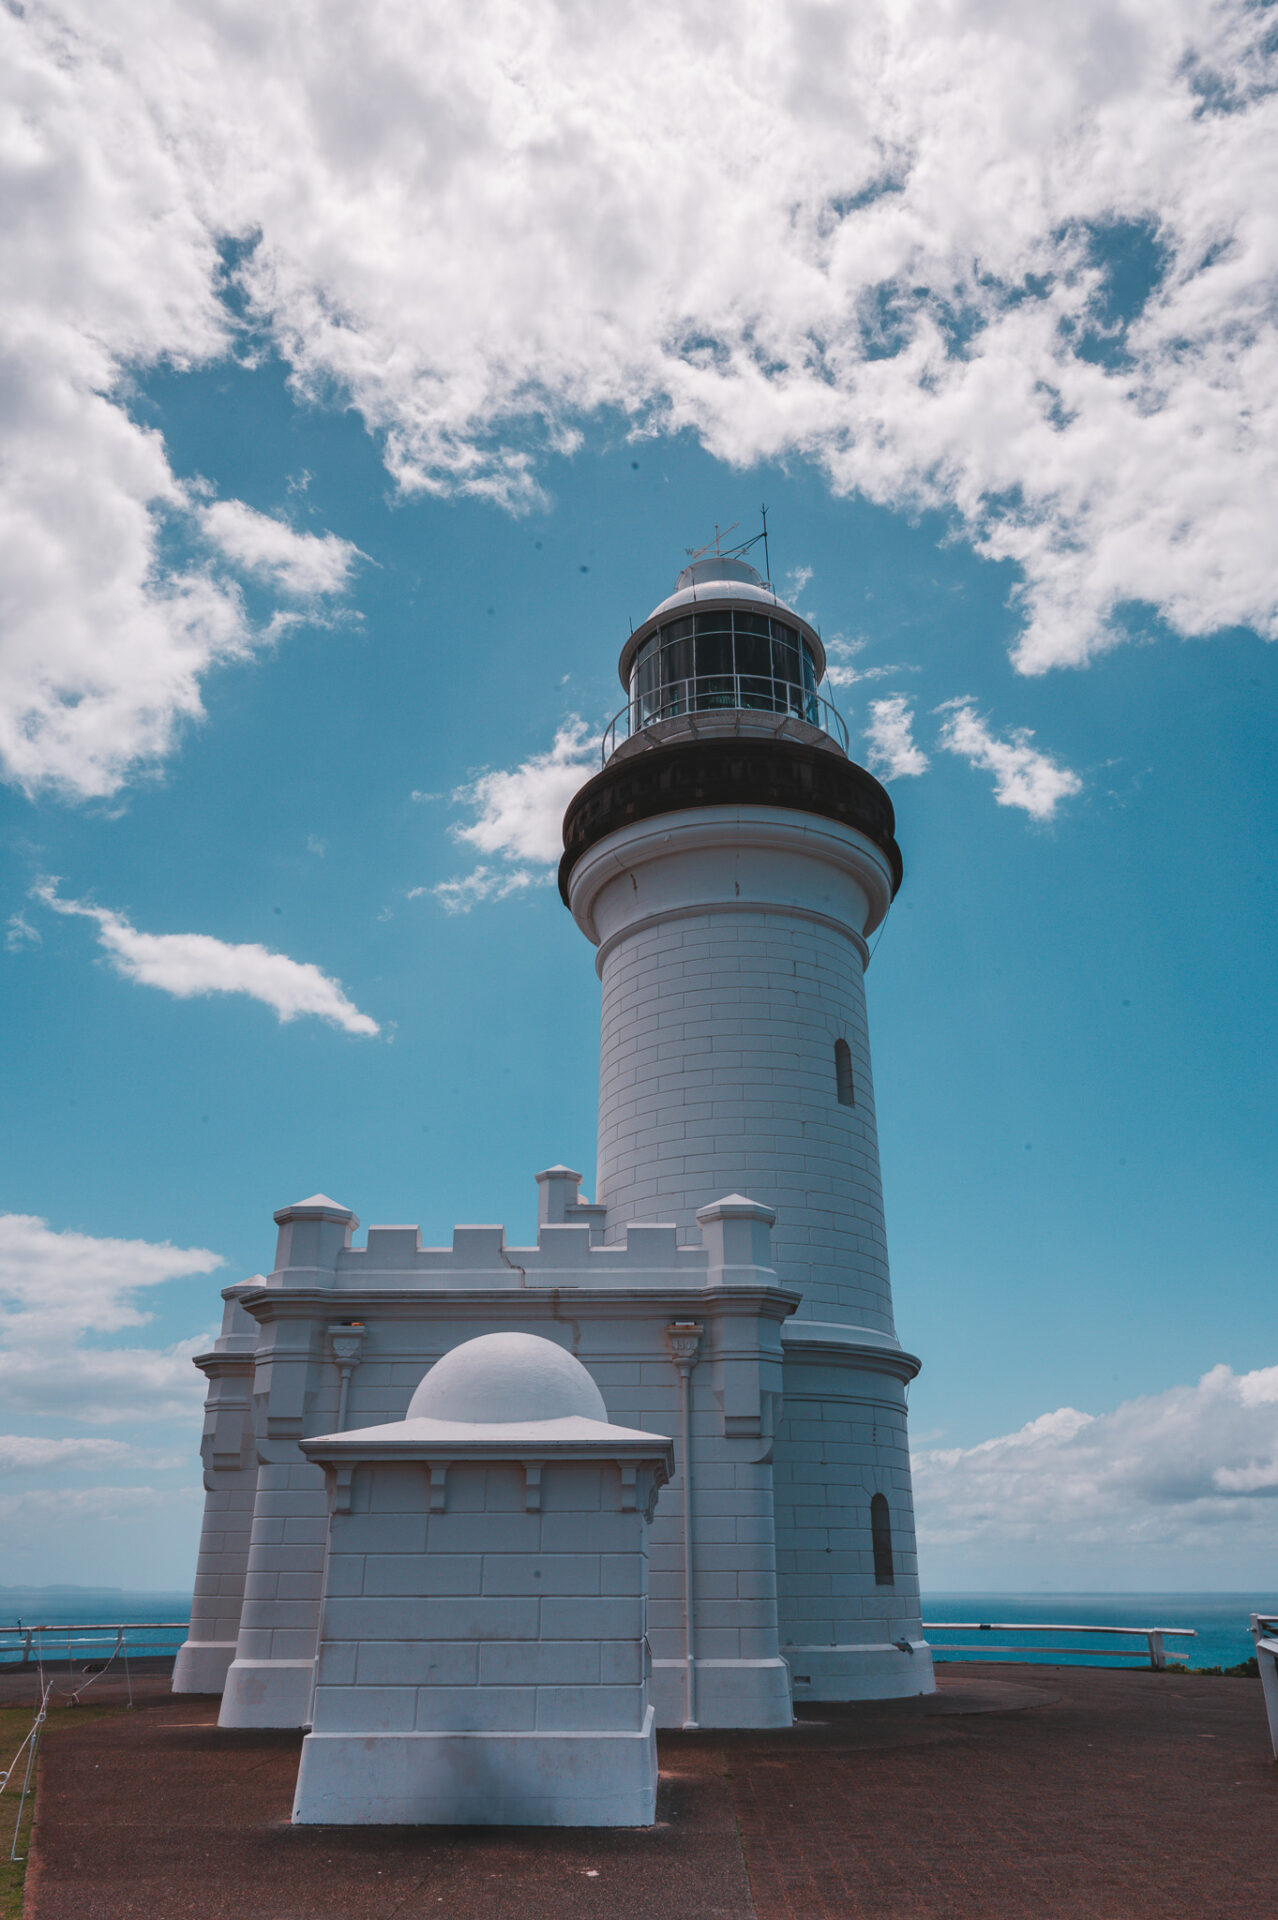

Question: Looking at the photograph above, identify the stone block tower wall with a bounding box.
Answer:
[595,903,892,1332]
[560,552,933,1702]
[172,1284,260,1695]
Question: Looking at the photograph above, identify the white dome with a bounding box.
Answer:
[406,1332,609,1425]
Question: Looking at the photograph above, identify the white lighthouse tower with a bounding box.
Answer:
[560,550,929,1701]
[174,544,932,1765]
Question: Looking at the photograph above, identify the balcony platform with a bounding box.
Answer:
[15,1664,1277,1918]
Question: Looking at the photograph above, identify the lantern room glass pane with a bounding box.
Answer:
[734,627,771,678]
[628,608,824,730]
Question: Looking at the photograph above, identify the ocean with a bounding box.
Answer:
[2,1587,1271,1671]
[921,1592,1274,1670]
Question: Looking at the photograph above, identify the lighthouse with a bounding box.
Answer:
[560,550,929,1701]
[176,544,931,1759]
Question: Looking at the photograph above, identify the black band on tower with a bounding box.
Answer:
[560,736,903,904]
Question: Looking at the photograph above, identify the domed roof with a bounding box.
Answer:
[406,1331,609,1425]
[617,556,825,689]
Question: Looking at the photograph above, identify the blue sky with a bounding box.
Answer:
[2,0,1276,1592]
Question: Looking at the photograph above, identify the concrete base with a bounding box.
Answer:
[650,1657,793,1728]
[291,1710,659,1827]
[784,1640,936,1702]
[171,1639,237,1695]
[219,1658,315,1729]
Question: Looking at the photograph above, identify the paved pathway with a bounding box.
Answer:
[23,1667,1278,1919]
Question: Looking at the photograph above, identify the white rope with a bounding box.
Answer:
[3,1682,52,1864]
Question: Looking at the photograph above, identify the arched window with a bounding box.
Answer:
[834,1038,855,1107]
[871,1493,894,1586]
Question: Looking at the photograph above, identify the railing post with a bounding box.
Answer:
[1147,1631,1166,1670]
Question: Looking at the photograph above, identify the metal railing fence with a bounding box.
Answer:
[603,677,849,761]
[0,1621,189,1668]
[923,1620,1197,1670]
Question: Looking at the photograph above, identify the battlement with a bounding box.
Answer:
[333,1217,703,1286]
[265,1173,778,1292]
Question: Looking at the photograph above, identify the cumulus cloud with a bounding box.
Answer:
[452,721,597,865]
[936,701,1082,819]
[200,499,363,598]
[34,881,380,1034]
[0,1434,144,1469]
[864,696,929,779]
[426,720,595,908]
[422,866,552,915]
[0,8,357,800]
[913,1362,1278,1581]
[0,1209,221,1423]
[0,1483,200,1522]
[0,0,1274,809]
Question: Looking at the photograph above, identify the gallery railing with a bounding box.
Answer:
[603,676,850,762]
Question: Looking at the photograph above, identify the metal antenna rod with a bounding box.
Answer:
[760,504,771,588]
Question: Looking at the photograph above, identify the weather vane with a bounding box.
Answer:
[683,507,772,584]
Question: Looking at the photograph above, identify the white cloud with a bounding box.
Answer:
[452,722,597,866]
[34,881,380,1035]
[0,0,1273,805]
[913,1362,1278,1582]
[425,720,596,909]
[0,1483,200,1523]
[0,10,357,800]
[864,696,929,779]
[0,1209,221,1424]
[422,866,552,915]
[820,636,917,692]
[200,499,362,598]
[0,1338,212,1426]
[0,1210,221,1343]
[936,701,1082,819]
[0,1435,144,1469]
[5,912,41,952]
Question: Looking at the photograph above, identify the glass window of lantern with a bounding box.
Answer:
[628,608,823,724]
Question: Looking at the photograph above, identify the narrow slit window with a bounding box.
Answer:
[871,1493,895,1586]
[834,1038,855,1107]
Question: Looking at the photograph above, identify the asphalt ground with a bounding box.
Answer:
[19,1665,1278,1919]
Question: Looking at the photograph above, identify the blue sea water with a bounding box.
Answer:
[2,1587,1272,1671]
[0,1587,193,1663]
[922,1593,1275,1670]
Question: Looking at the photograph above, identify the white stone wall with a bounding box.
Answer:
[293,1453,662,1825]
[220,1456,331,1724]
[212,1193,799,1730]
[595,906,893,1331]
[312,1461,648,1737]
[173,1288,259,1695]
[563,794,933,1702]
[773,1345,928,1700]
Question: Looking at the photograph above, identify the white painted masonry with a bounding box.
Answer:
[177,554,934,1816]
[201,1189,798,1735]
[171,1283,260,1695]
[292,1333,672,1827]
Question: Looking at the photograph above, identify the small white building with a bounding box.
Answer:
[292,1331,672,1827]
[175,551,934,1799]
